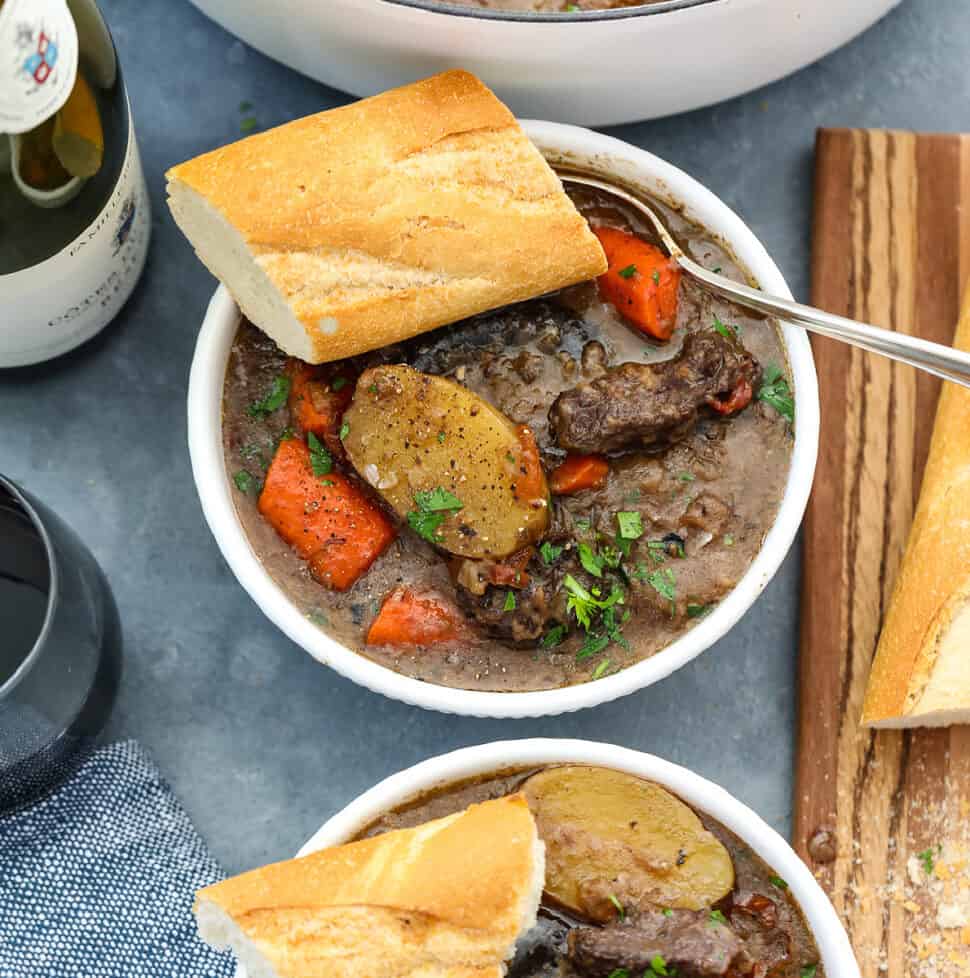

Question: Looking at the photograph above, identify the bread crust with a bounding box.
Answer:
[194,794,543,978]
[862,284,970,726]
[166,70,607,363]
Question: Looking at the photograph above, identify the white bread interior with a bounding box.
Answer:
[863,285,970,727]
[166,70,606,364]
[194,794,545,978]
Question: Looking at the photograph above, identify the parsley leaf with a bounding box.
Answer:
[646,567,676,603]
[307,432,333,476]
[687,602,712,619]
[339,421,350,440]
[770,875,788,891]
[800,967,817,978]
[650,957,670,977]
[645,540,666,564]
[239,115,258,133]
[709,909,727,926]
[330,376,348,391]
[757,364,795,422]
[577,632,610,660]
[233,470,256,494]
[563,574,623,631]
[713,315,740,340]
[591,658,611,680]
[542,624,567,648]
[616,511,644,540]
[606,970,629,978]
[578,542,605,578]
[540,541,564,564]
[918,847,937,875]
[652,269,661,285]
[503,591,517,612]
[608,894,625,918]
[247,375,290,418]
[618,264,637,279]
[407,487,463,544]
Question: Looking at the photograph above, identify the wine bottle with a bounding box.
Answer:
[0,0,150,367]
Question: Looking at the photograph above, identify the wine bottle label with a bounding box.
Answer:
[0,116,151,367]
[0,0,79,135]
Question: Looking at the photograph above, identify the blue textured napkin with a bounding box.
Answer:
[0,740,234,978]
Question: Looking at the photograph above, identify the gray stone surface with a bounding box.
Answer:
[1,0,967,875]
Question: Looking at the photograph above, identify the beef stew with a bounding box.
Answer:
[221,186,794,692]
[358,765,824,978]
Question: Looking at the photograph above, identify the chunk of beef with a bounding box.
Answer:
[549,332,761,455]
[567,909,744,978]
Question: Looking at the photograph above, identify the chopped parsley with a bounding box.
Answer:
[770,875,789,891]
[574,517,592,532]
[367,383,378,394]
[238,443,265,465]
[723,534,735,547]
[577,632,610,660]
[618,264,637,279]
[438,431,446,444]
[330,376,349,391]
[608,894,625,918]
[709,909,727,926]
[645,540,667,564]
[578,542,605,578]
[662,908,674,918]
[307,432,333,476]
[606,970,629,978]
[713,315,740,340]
[503,591,517,612]
[306,610,329,626]
[687,602,712,619]
[713,266,722,274]
[563,574,623,631]
[649,957,671,978]
[540,541,564,564]
[407,487,463,544]
[677,471,695,483]
[239,115,258,133]
[616,511,644,540]
[542,624,567,648]
[800,967,817,978]
[646,567,676,603]
[652,269,661,286]
[918,846,939,875]
[591,658,611,680]
[233,470,256,494]
[339,421,350,440]
[757,364,795,422]
[247,375,290,418]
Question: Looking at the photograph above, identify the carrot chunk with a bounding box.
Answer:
[286,359,356,454]
[366,587,466,646]
[550,454,609,495]
[258,437,395,591]
[511,424,545,503]
[592,226,681,342]
[707,377,754,416]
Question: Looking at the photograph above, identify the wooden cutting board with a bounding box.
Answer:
[795,129,970,977]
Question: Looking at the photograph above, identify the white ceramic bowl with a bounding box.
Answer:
[289,740,859,978]
[187,120,819,718]
[188,0,901,126]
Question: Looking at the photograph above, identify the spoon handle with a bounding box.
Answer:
[684,257,970,389]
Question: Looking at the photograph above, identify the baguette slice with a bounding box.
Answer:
[194,794,544,978]
[863,285,970,727]
[166,70,606,364]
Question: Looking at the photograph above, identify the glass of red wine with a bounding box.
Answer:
[0,475,121,810]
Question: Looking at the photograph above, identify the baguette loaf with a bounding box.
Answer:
[166,70,606,364]
[194,794,544,978]
[862,284,970,727]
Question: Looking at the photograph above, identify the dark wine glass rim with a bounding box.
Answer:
[380,0,717,22]
[0,476,58,701]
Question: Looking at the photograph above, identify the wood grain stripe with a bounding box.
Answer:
[797,129,970,978]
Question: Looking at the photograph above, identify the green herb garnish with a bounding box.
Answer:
[800,967,817,978]
[542,624,567,648]
[578,542,605,578]
[757,364,795,422]
[238,100,253,112]
[918,847,938,875]
[687,603,712,619]
[650,957,670,977]
[723,534,735,547]
[606,970,629,978]
[233,470,256,494]
[574,517,592,532]
[438,431,446,444]
[306,610,329,626]
[503,591,517,612]
[238,443,265,465]
[407,487,463,544]
[662,908,674,918]
[577,632,610,661]
[616,511,644,540]
[608,894,625,918]
[646,567,676,603]
[540,541,564,564]
[247,375,291,418]
[339,421,350,440]
[677,471,695,483]
[645,540,666,564]
[770,875,788,891]
[307,432,333,477]
[239,116,258,133]
[591,658,611,680]
[712,316,735,340]
[651,269,661,285]
[618,264,637,279]
[330,376,348,391]
[709,909,727,926]
[563,574,623,631]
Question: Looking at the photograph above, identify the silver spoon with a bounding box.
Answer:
[562,172,970,389]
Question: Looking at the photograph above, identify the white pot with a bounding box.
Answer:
[262,740,859,978]
[186,120,819,718]
[188,0,902,126]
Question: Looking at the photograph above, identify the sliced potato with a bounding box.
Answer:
[522,766,734,919]
[343,364,549,559]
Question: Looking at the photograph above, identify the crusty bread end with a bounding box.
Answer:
[166,70,606,364]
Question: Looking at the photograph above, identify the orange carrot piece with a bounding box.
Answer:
[592,226,681,342]
[286,359,356,454]
[366,587,465,646]
[549,454,609,495]
[510,424,545,503]
[258,438,395,591]
[707,377,754,416]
